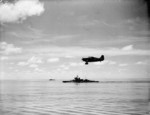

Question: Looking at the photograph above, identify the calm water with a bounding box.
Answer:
[0,80,149,115]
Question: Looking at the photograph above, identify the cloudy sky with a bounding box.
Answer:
[0,0,150,80]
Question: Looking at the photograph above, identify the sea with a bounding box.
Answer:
[0,79,149,115]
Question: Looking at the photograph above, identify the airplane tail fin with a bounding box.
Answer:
[100,55,104,61]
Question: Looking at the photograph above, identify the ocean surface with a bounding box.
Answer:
[0,80,149,115]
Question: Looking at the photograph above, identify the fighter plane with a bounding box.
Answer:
[82,55,104,65]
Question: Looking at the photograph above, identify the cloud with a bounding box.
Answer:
[0,0,44,23]
[18,57,44,73]
[34,67,43,72]
[65,55,74,58]
[119,63,128,67]
[29,64,38,68]
[93,60,116,65]
[59,65,69,70]
[47,58,59,63]
[25,44,150,59]
[136,61,147,65]
[109,61,116,65]
[53,35,77,40]
[28,56,42,64]
[69,62,84,67]
[0,42,22,55]
[18,61,28,66]
[0,56,8,60]
[17,56,43,66]
[122,45,133,51]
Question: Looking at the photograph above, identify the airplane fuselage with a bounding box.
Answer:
[82,58,101,62]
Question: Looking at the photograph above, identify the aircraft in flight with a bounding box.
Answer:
[82,55,104,65]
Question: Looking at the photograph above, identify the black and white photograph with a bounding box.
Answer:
[0,0,150,115]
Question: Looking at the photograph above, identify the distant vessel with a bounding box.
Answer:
[49,79,55,81]
[63,76,99,83]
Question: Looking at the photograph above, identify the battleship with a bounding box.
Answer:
[63,76,99,83]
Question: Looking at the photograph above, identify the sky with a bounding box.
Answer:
[0,0,150,80]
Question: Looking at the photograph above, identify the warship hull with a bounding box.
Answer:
[63,80,99,83]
